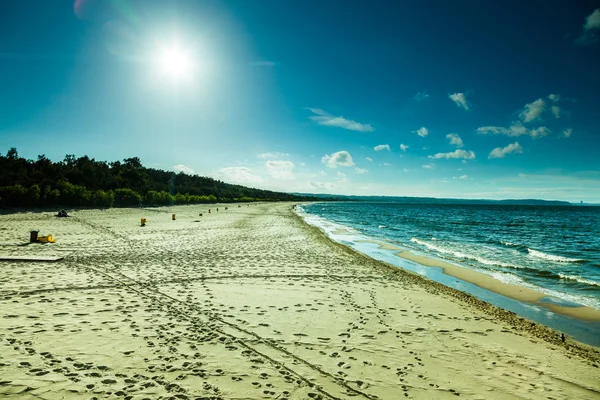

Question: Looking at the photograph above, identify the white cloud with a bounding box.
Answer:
[488,142,523,159]
[414,127,429,137]
[214,167,264,185]
[529,126,550,138]
[477,126,507,135]
[548,94,560,102]
[374,144,390,151]
[355,167,367,174]
[584,8,600,30]
[321,150,355,168]
[577,8,600,45]
[446,133,463,148]
[400,143,409,151]
[477,122,550,138]
[459,175,469,180]
[336,171,348,182]
[172,164,195,175]
[257,152,289,159]
[562,128,573,138]
[265,160,295,180]
[403,168,409,172]
[365,157,373,162]
[551,105,561,118]
[414,92,430,101]
[382,162,392,167]
[449,93,470,110]
[307,108,374,132]
[309,181,335,190]
[519,98,545,122]
[429,149,476,160]
[422,163,435,169]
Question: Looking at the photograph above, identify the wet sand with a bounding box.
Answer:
[396,250,600,321]
[0,203,599,399]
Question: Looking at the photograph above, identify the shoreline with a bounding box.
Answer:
[396,249,600,321]
[294,205,600,349]
[1,203,599,399]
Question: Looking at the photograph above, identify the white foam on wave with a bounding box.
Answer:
[410,238,520,269]
[527,248,583,263]
[298,209,600,311]
[479,270,600,309]
[501,241,522,247]
[489,270,527,286]
[558,274,600,287]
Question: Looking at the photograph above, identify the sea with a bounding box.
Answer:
[298,202,600,345]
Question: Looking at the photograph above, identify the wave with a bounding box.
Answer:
[527,248,585,263]
[500,240,527,250]
[558,274,600,287]
[410,238,520,269]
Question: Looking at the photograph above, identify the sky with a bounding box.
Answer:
[1,0,600,202]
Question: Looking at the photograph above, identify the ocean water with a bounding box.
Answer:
[300,202,600,311]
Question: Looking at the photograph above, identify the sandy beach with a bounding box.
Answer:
[0,203,599,400]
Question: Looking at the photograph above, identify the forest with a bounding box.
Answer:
[0,148,310,208]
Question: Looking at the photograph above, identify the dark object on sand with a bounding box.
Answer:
[561,333,565,342]
[0,255,63,262]
[199,213,203,217]
[30,230,39,243]
[56,209,68,217]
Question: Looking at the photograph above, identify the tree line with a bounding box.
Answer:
[0,148,309,208]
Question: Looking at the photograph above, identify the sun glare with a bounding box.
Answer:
[157,46,193,79]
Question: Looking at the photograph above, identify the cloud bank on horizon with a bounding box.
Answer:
[1,2,599,202]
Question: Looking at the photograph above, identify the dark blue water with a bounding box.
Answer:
[301,202,600,310]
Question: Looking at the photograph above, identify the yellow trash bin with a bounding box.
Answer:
[172,214,176,220]
[141,218,147,226]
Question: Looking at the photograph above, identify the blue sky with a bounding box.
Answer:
[1,0,600,202]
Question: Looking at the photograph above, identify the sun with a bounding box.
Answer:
[157,46,193,79]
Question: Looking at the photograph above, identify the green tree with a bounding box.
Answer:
[27,184,41,207]
[114,188,142,207]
